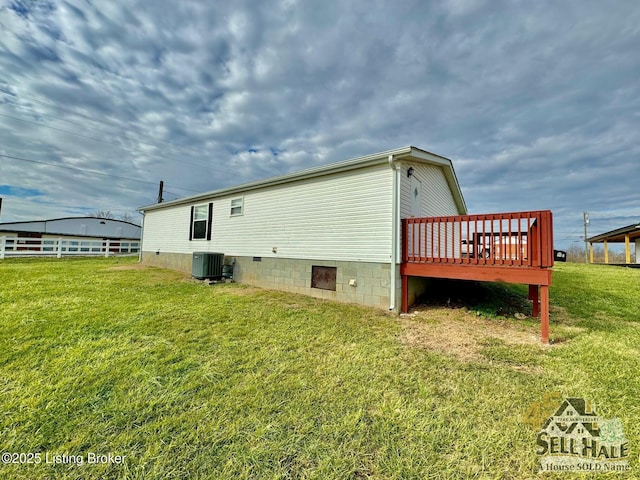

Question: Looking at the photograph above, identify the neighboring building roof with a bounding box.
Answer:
[0,217,141,239]
[587,223,640,243]
[138,146,467,213]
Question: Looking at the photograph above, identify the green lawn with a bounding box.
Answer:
[0,257,638,479]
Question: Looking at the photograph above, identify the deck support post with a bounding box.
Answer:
[625,235,631,264]
[529,285,539,318]
[540,285,549,344]
[401,275,409,313]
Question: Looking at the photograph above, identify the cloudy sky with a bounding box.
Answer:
[1,0,639,249]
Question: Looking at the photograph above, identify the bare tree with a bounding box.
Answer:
[92,210,114,219]
[565,244,586,263]
[120,212,134,223]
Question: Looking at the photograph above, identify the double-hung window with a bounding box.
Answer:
[189,203,213,240]
[230,197,243,216]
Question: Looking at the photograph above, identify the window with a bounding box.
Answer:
[189,203,213,240]
[311,266,337,291]
[230,197,243,216]
[193,205,208,238]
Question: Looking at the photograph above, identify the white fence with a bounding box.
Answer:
[0,236,140,259]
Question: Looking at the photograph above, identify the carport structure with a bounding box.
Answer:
[587,223,640,265]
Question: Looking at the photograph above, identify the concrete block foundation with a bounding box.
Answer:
[141,251,403,310]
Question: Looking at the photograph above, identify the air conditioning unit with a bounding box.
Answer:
[192,252,224,279]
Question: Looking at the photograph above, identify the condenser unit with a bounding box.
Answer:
[192,252,224,279]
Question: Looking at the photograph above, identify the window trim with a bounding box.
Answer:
[230,197,244,217]
[189,203,213,240]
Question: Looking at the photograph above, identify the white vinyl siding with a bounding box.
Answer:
[141,204,193,253]
[142,165,394,263]
[400,163,461,258]
[400,163,460,219]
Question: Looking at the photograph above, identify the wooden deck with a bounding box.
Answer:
[401,211,554,343]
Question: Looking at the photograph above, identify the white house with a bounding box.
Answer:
[138,146,467,311]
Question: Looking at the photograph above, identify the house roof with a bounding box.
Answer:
[138,146,467,213]
[587,222,640,243]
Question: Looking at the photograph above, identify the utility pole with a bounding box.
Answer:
[157,180,164,203]
[583,211,589,263]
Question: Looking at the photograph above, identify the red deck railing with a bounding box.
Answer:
[402,210,554,268]
[400,210,554,343]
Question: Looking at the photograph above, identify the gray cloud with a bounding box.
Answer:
[0,0,638,247]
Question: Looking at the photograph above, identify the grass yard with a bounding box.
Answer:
[0,257,639,479]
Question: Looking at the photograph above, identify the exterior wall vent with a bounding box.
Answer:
[192,252,224,279]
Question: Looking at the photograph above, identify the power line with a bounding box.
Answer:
[1,101,115,137]
[1,86,218,166]
[0,111,129,148]
[1,197,142,215]
[0,97,211,163]
[0,153,201,193]
[0,87,118,128]
[162,190,184,199]
[0,87,149,144]
[0,110,214,171]
[585,210,640,218]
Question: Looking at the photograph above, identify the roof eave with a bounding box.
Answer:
[139,146,415,212]
[587,223,640,242]
[138,146,468,214]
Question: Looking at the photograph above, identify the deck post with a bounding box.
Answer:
[401,275,409,313]
[529,285,539,317]
[540,285,549,344]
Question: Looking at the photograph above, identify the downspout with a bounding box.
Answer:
[388,155,401,311]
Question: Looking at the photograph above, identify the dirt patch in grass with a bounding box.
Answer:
[400,307,544,363]
[107,264,153,271]
[222,285,264,296]
[106,263,193,282]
